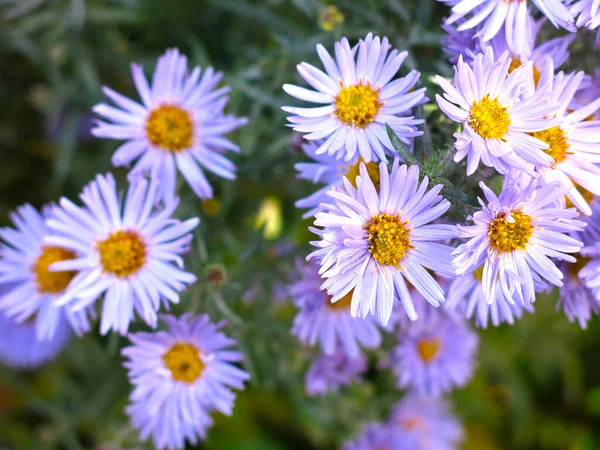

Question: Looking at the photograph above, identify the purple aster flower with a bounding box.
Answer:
[571,0,600,46]
[571,69,600,119]
[446,266,534,328]
[342,423,417,450]
[0,204,92,341]
[122,314,249,450]
[453,180,585,306]
[305,347,367,396]
[283,33,426,163]
[383,301,478,396]
[557,255,600,328]
[532,71,600,215]
[444,0,575,55]
[290,260,381,358]
[436,48,560,175]
[92,48,247,202]
[45,173,199,335]
[0,310,71,368]
[388,394,464,450]
[309,160,456,326]
[581,243,600,301]
[441,20,482,65]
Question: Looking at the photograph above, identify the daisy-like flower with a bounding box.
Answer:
[388,394,463,450]
[0,204,91,341]
[441,20,481,65]
[45,173,199,335]
[571,0,600,46]
[295,140,380,219]
[557,255,600,328]
[309,159,456,326]
[444,0,575,55]
[92,48,247,202]
[453,180,585,306]
[283,33,426,163]
[531,71,600,215]
[290,260,381,358]
[305,347,367,396]
[383,303,478,396]
[436,48,560,175]
[122,314,249,450]
[445,265,534,328]
[342,423,417,450]
[0,309,71,368]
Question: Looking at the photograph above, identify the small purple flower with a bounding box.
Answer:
[383,301,478,396]
[571,0,600,46]
[454,180,585,306]
[283,33,426,163]
[388,394,464,450]
[290,260,381,358]
[92,48,247,201]
[305,348,367,396]
[309,160,456,326]
[122,314,249,450]
[436,48,560,175]
[581,243,600,302]
[342,423,417,450]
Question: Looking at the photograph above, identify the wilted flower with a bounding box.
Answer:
[436,48,559,175]
[92,48,247,201]
[305,348,367,396]
[290,260,381,358]
[45,173,199,335]
[388,394,464,450]
[283,33,426,163]
[0,204,91,341]
[122,314,249,450]
[454,180,585,306]
[310,160,456,326]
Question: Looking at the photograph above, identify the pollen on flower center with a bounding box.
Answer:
[344,158,381,190]
[96,230,147,278]
[32,246,77,294]
[488,211,534,253]
[417,338,441,362]
[365,213,411,267]
[327,289,353,310]
[468,95,511,140]
[508,58,541,87]
[528,126,570,164]
[334,83,382,128]
[163,342,205,383]
[146,105,194,152]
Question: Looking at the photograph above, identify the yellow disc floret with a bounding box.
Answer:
[508,58,541,87]
[528,126,570,164]
[417,338,441,362]
[488,211,534,253]
[96,230,147,278]
[335,83,382,128]
[146,105,194,152]
[163,342,205,383]
[32,246,77,294]
[468,95,511,140]
[365,213,411,267]
[344,158,381,190]
[327,289,353,310]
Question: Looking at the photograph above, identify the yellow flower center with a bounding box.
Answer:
[508,58,541,87]
[32,246,77,294]
[528,126,570,164]
[326,289,353,310]
[96,230,147,278]
[468,95,511,140]
[568,254,591,277]
[146,105,194,152]
[344,158,381,190]
[163,342,205,383]
[488,211,533,253]
[473,265,484,281]
[365,213,411,267]
[565,183,594,208]
[417,338,441,362]
[335,83,382,128]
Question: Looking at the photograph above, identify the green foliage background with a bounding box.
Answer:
[0,0,599,449]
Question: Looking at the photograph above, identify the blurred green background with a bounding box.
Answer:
[1,0,600,449]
